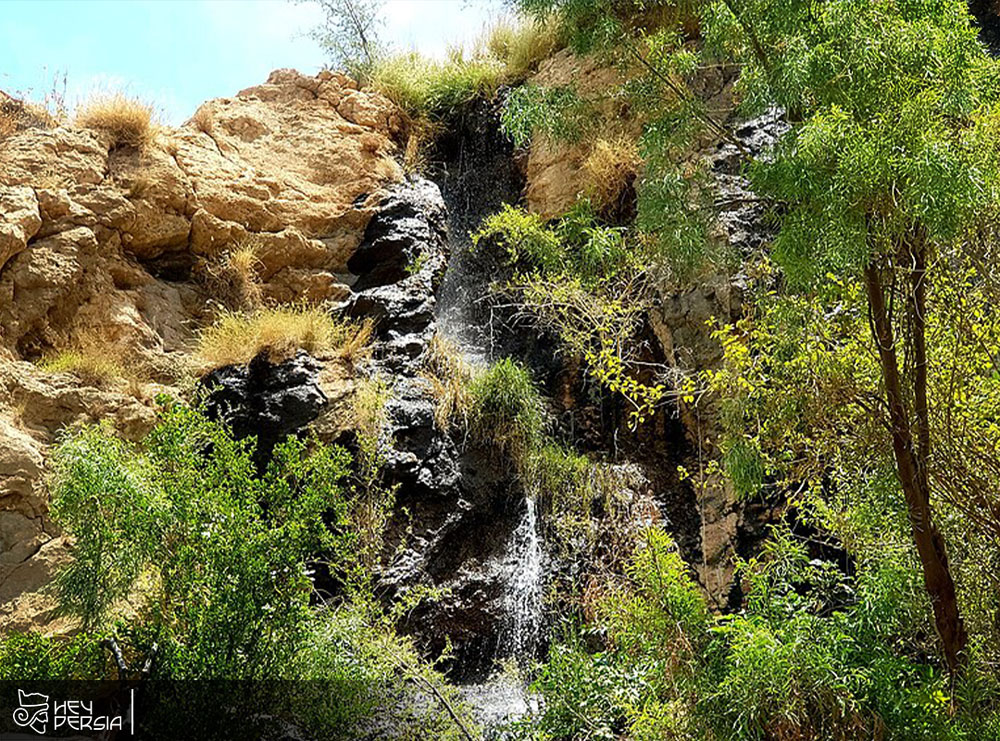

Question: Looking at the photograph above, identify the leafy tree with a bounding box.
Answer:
[472,201,669,427]
[51,401,353,679]
[300,0,385,78]
[512,0,1000,674]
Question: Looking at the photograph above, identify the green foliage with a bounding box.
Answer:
[300,0,384,79]
[521,526,999,740]
[37,401,479,738]
[0,632,110,680]
[474,201,633,287]
[501,84,591,147]
[51,401,353,679]
[516,629,637,740]
[469,357,545,462]
[289,600,477,740]
[370,50,503,118]
[473,202,667,427]
[50,427,163,629]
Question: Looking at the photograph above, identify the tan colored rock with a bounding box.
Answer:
[0,127,107,188]
[524,50,638,219]
[0,69,406,629]
[0,536,72,632]
[0,186,42,270]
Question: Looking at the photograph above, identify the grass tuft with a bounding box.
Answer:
[421,335,473,431]
[583,136,641,214]
[196,305,371,370]
[75,93,154,148]
[39,331,146,389]
[370,50,504,119]
[190,105,214,134]
[202,238,264,311]
[485,17,564,82]
[469,357,544,462]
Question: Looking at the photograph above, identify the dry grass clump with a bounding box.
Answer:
[0,110,15,139]
[196,305,373,370]
[190,105,214,134]
[583,136,642,214]
[486,17,564,82]
[75,93,154,148]
[421,335,474,431]
[39,331,145,388]
[203,238,264,310]
[0,95,58,139]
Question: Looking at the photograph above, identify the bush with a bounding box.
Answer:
[520,525,996,741]
[290,600,477,740]
[51,403,353,678]
[468,357,544,463]
[196,305,371,369]
[0,632,110,680]
[41,350,125,388]
[421,334,473,431]
[75,93,154,148]
[201,237,263,310]
[473,201,663,427]
[582,136,641,215]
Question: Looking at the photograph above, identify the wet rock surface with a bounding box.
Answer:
[202,350,327,461]
[349,177,449,369]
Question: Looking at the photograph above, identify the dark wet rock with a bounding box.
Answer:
[971,0,1000,56]
[202,350,326,461]
[348,177,449,371]
[708,108,789,255]
[348,177,448,291]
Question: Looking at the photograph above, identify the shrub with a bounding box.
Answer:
[473,201,663,427]
[520,525,991,741]
[291,600,477,740]
[582,136,641,215]
[196,305,370,369]
[0,109,15,139]
[75,93,154,148]
[39,330,147,388]
[349,376,397,574]
[0,632,110,681]
[51,403,353,678]
[529,442,592,539]
[189,104,214,134]
[202,237,263,310]
[468,357,544,462]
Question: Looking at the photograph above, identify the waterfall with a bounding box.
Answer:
[498,496,544,660]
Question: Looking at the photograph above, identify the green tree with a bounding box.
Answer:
[299,0,385,78]
[51,401,352,678]
[512,0,1000,674]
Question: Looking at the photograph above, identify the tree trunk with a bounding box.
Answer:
[863,260,967,675]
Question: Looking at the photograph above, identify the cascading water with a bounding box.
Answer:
[498,496,545,660]
[428,97,546,730]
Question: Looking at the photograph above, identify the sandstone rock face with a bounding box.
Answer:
[0,69,405,630]
[523,50,635,219]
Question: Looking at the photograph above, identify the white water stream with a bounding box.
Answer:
[497,496,545,660]
[436,217,545,734]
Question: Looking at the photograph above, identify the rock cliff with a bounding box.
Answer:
[0,69,405,629]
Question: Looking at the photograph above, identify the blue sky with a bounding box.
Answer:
[1,0,501,124]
